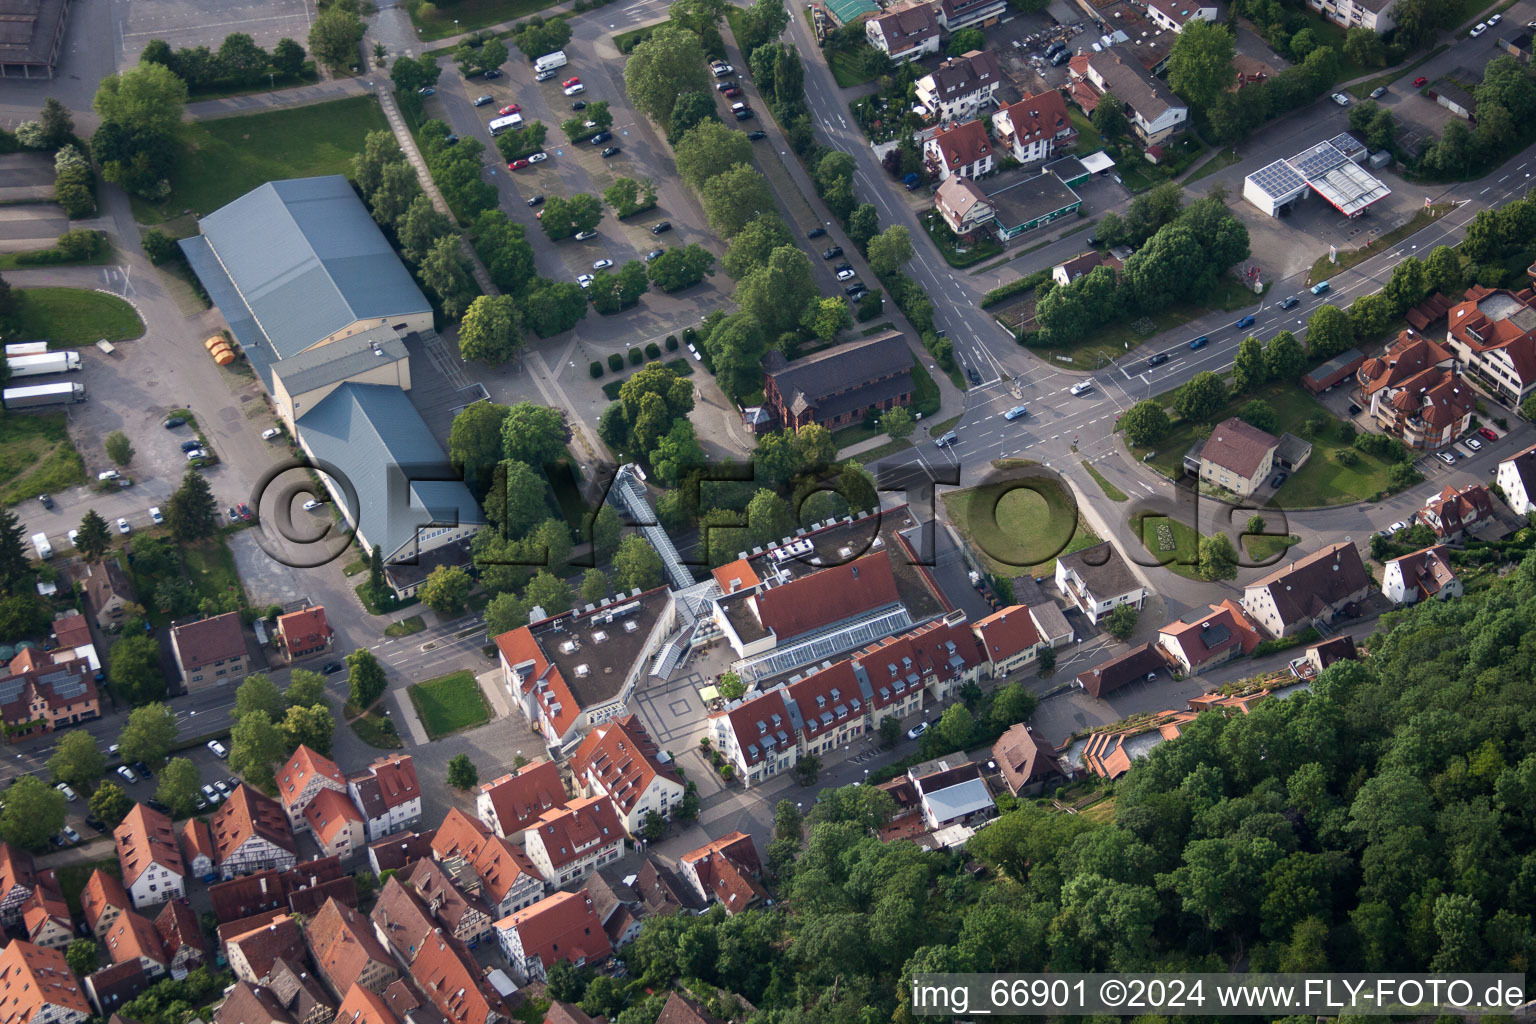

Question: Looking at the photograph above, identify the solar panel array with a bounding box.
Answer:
[1291,141,1348,179]
[1247,158,1307,199]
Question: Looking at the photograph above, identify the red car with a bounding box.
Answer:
[1413,76,1428,87]
[509,159,530,169]
[563,76,580,87]
[237,503,253,521]
[1479,426,1498,441]
[723,86,741,97]
[498,103,521,116]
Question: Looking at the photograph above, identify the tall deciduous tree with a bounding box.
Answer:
[347,648,388,709]
[1264,330,1305,381]
[449,401,511,498]
[624,23,710,129]
[420,235,476,319]
[156,757,202,817]
[448,753,479,789]
[501,402,571,467]
[1305,304,1353,360]
[310,3,366,71]
[230,712,286,788]
[700,164,776,238]
[1172,371,1228,422]
[119,702,179,765]
[1232,336,1268,393]
[613,535,664,591]
[675,121,755,190]
[458,294,523,364]
[234,673,285,722]
[48,731,105,791]
[421,564,472,615]
[0,776,65,850]
[89,781,132,828]
[281,703,335,756]
[93,62,187,134]
[109,635,166,705]
[736,246,817,336]
[866,225,915,277]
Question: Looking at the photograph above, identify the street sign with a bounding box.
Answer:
[1329,244,1337,264]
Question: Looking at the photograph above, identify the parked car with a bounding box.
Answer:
[537,69,557,81]
[906,721,928,740]
[213,780,232,798]
[180,439,202,452]
[747,130,766,140]
[722,86,741,97]
[498,103,521,116]
[61,826,80,844]
[55,783,76,802]
[733,108,755,120]
[711,62,734,76]
[807,227,827,238]
[1069,381,1094,396]
[162,416,185,429]
[564,83,586,96]
[835,268,857,281]
[592,258,614,271]
[238,503,253,521]
[1479,426,1499,441]
[201,784,221,805]
[1414,76,1428,87]
[650,221,671,234]
[601,146,621,157]
[844,283,867,296]
[303,498,324,511]
[528,152,548,163]
[1235,315,1255,329]
[417,86,435,95]
[262,426,282,440]
[1466,437,1484,451]
[822,246,843,260]
[97,469,120,481]
[1331,92,1350,105]
[67,529,78,547]
[84,815,107,834]
[207,739,228,758]
[1437,451,1457,464]
[715,80,736,92]
[1280,295,1300,309]
[1489,13,1502,24]
[322,662,344,674]
[184,448,207,461]
[527,194,545,207]
[474,94,494,106]
[1388,520,1409,534]
[483,69,503,79]
[590,131,613,144]
[149,506,163,525]
[1189,336,1209,350]
[575,230,599,240]
[563,76,581,87]
[116,518,130,535]
[1147,352,1170,367]
[1370,86,1388,99]
[1269,472,1287,488]
[227,506,240,522]
[577,274,595,288]
[1470,22,1487,35]
[116,765,139,784]
[571,100,587,110]
[508,159,530,170]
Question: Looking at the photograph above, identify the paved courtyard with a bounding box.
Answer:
[114,0,316,67]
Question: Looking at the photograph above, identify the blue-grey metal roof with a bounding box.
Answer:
[923,778,994,823]
[180,233,278,389]
[190,176,430,361]
[297,382,483,562]
[273,326,409,397]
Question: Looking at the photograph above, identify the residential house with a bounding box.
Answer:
[570,714,684,835]
[1051,249,1120,287]
[104,911,169,978]
[1145,0,1218,31]
[1306,0,1405,33]
[0,655,99,739]
[1291,635,1360,679]
[276,606,333,660]
[335,984,398,1024]
[224,914,307,985]
[0,843,43,926]
[522,795,624,887]
[546,1004,605,1024]
[180,818,216,880]
[1156,600,1263,674]
[1078,47,1189,144]
[82,868,131,940]
[915,51,1003,122]
[305,789,368,861]
[923,119,995,182]
[970,605,1045,677]
[18,886,72,950]
[209,856,353,923]
[495,891,613,984]
[1383,545,1462,604]
[403,930,506,1024]
[403,858,493,945]
[367,829,437,876]
[169,612,249,689]
[863,2,940,62]
[213,981,297,1024]
[307,897,399,999]
[81,558,136,630]
[634,858,706,917]
[581,870,643,949]
[115,803,186,908]
[431,810,547,918]
[1075,642,1167,698]
[1186,417,1280,497]
[761,331,914,431]
[213,784,299,878]
[369,875,438,968]
[154,900,208,979]
[1444,285,1536,407]
[991,92,1075,168]
[1242,541,1373,638]
[1418,483,1497,541]
[907,759,995,831]
[476,759,568,842]
[654,993,726,1024]
[348,754,422,841]
[1501,443,1536,515]
[1055,541,1148,624]
[1357,330,1472,450]
[678,832,768,916]
[931,0,1008,31]
[264,958,336,1024]
[84,962,155,1020]
[933,177,995,240]
[279,745,349,832]
[0,941,91,1024]
[992,723,1067,796]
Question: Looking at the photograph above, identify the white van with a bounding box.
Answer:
[31,533,52,559]
[534,50,568,73]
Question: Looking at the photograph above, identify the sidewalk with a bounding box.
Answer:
[186,78,371,121]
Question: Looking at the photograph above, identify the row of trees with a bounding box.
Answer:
[140,33,307,92]
[229,670,334,789]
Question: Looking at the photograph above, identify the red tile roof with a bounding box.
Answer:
[992,723,1064,794]
[972,605,1041,663]
[753,551,900,641]
[1358,330,1454,395]
[81,868,131,934]
[170,611,246,670]
[114,803,185,888]
[502,891,613,973]
[927,119,993,171]
[479,759,567,836]
[403,859,491,936]
[545,1002,605,1024]
[493,626,581,738]
[153,900,206,965]
[408,931,503,1024]
[710,559,759,595]
[994,91,1071,147]
[530,795,622,871]
[431,808,493,863]
[367,829,437,873]
[0,940,91,1021]
[337,983,401,1024]
[1199,417,1279,478]
[1157,599,1262,669]
[655,992,726,1024]
[278,745,346,809]
[309,897,396,996]
[1387,544,1459,599]
[784,660,864,745]
[853,618,982,711]
[570,715,680,818]
[180,818,215,871]
[370,876,438,964]
[713,688,794,768]
[681,831,767,914]
[473,836,543,907]
[366,754,420,811]
[20,885,70,944]
[276,606,332,651]
[304,788,364,848]
[105,910,168,968]
[225,914,305,981]
[1422,483,1495,537]
[212,785,297,864]
[50,615,92,651]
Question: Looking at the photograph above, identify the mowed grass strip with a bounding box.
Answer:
[0,412,86,506]
[138,97,390,221]
[943,474,1098,576]
[16,288,144,347]
[1131,511,1201,580]
[408,670,491,738]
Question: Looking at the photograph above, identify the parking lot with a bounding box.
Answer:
[114,0,316,66]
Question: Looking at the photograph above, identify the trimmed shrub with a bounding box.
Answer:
[608,353,624,372]
[589,361,603,378]
[629,347,644,365]
[644,342,661,360]
[665,335,678,351]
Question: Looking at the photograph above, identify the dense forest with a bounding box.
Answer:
[573,549,1536,1023]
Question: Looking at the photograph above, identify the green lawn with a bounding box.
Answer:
[1125,380,1398,507]
[832,420,883,449]
[1243,532,1300,564]
[1185,147,1242,184]
[856,437,915,465]
[0,243,115,271]
[136,97,390,223]
[385,614,426,637]
[183,535,247,609]
[1131,511,1201,580]
[828,46,882,88]
[409,0,567,41]
[408,670,491,738]
[1032,277,1261,369]
[926,414,961,438]
[910,357,941,417]
[943,472,1100,576]
[348,703,404,749]
[14,288,144,348]
[0,412,85,507]
[1068,107,1105,156]
[1082,461,1128,502]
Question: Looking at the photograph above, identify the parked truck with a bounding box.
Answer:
[7,351,82,378]
[3,381,86,409]
[4,342,49,358]
[30,533,52,560]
